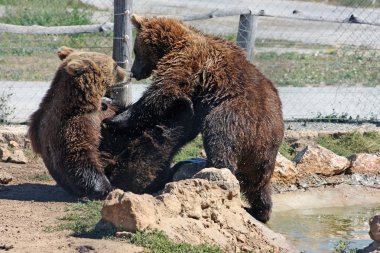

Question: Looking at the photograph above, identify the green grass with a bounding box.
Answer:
[172,135,298,162]
[316,131,380,157]
[29,172,53,182]
[47,200,107,236]
[255,38,330,50]
[47,201,222,252]
[255,50,380,86]
[173,135,204,163]
[0,0,94,26]
[1,29,378,88]
[279,140,297,160]
[130,230,222,253]
[0,33,112,81]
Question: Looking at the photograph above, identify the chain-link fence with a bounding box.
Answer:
[0,0,379,123]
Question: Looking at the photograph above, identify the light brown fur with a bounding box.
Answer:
[28,47,126,199]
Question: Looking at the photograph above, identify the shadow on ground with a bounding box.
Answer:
[0,183,77,202]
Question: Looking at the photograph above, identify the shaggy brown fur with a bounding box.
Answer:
[28,47,126,199]
[108,16,284,222]
[101,98,197,194]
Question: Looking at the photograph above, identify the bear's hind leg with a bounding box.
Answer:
[238,157,275,223]
[242,180,272,223]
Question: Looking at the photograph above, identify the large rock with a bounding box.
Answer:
[294,145,349,176]
[0,146,11,161]
[102,168,299,253]
[6,149,28,164]
[347,154,380,175]
[272,153,298,184]
[0,125,29,148]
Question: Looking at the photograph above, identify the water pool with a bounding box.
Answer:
[267,204,380,252]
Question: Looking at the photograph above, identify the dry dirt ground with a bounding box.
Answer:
[0,160,143,253]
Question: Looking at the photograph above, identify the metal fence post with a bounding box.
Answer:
[236,13,257,62]
[112,0,133,106]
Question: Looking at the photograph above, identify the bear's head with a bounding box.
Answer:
[130,15,190,80]
[57,46,127,95]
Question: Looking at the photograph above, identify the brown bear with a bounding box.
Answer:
[107,15,284,222]
[100,97,198,194]
[28,47,126,199]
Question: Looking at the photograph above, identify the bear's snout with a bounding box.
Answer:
[87,176,112,200]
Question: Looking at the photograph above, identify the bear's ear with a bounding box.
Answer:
[64,59,94,76]
[57,46,75,60]
[131,15,146,30]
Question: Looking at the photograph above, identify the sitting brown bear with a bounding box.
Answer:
[108,16,284,222]
[28,47,126,199]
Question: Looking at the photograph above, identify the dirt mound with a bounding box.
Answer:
[102,168,298,253]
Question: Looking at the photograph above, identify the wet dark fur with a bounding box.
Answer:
[101,98,198,194]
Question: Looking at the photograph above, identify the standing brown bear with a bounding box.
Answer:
[28,47,126,199]
[109,15,284,222]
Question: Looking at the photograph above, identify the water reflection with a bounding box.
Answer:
[267,204,380,252]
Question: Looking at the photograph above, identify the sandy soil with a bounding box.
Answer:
[0,160,143,253]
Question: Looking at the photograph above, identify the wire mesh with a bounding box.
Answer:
[0,0,379,123]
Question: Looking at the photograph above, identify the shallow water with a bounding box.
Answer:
[267,204,380,252]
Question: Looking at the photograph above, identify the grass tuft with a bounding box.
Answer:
[316,131,380,157]
[130,230,222,253]
[279,141,297,160]
[28,172,53,182]
[45,200,113,238]
[173,135,204,163]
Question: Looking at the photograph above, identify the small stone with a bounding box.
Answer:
[193,167,240,193]
[0,171,13,184]
[101,190,157,233]
[187,208,202,219]
[115,231,132,238]
[6,149,28,164]
[199,149,207,158]
[9,141,19,148]
[172,158,207,181]
[236,234,246,243]
[241,245,254,252]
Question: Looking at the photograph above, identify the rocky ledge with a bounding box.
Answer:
[102,168,299,253]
